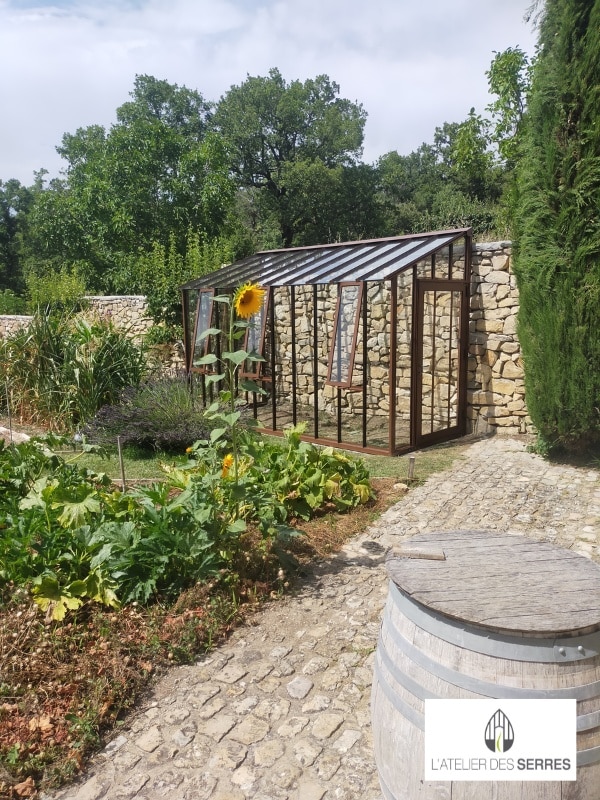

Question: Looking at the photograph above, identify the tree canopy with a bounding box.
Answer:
[0,61,532,319]
[213,68,367,246]
[28,76,235,293]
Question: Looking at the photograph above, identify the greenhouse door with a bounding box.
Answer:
[412,279,469,448]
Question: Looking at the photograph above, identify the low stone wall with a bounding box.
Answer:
[82,295,154,342]
[0,296,154,341]
[0,315,33,338]
[0,296,184,375]
[468,242,533,435]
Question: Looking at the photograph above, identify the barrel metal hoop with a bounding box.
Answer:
[377,634,600,766]
[375,767,396,800]
[374,648,426,730]
[578,745,600,766]
[389,581,600,664]
[383,598,600,703]
[375,645,600,767]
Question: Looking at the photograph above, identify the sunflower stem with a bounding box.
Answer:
[227,305,239,485]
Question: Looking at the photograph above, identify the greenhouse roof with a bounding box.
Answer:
[181,228,472,290]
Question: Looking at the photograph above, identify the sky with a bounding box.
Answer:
[0,0,539,186]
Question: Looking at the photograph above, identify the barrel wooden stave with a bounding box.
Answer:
[371,581,600,800]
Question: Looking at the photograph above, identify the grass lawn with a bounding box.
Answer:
[61,435,472,485]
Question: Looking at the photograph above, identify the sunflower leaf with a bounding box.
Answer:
[195,327,221,341]
[222,350,247,366]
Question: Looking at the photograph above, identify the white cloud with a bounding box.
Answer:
[0,0,538,184]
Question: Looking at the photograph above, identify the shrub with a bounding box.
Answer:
[0,289,27,314]
[25,266,87,313]
[82,377,213,452]
[512,0,600,452]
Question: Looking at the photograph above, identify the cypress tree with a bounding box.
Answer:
[513,0,600,452]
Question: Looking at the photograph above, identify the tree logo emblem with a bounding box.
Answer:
[485,709,515,753]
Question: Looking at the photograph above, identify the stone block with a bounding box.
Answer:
[503,315,518,336]
[490,378,517,395]
[475,319,504,334]
[502,360,524,379]
[485,270,511,285]
[491,254,509,271]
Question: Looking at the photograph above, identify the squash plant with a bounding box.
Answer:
[1,428,373,616]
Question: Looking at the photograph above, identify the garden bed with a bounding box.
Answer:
[0,476,404,799]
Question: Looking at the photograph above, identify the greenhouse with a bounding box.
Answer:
[180,228,472,455]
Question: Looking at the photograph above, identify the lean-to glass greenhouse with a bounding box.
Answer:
[180,228,472,455]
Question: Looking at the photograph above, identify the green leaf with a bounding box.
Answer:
[221,411,241,426]
[204,373,225,387]
[227,518,247,533]
[210,427,228,443]
[195,327,221,341]
[32,574,61,600]
[67,580,89,597]
[239,378,266,394]
[193,506,214,525]
[222,350,247,366]
[194,353,218,366]
[53,491,101,528]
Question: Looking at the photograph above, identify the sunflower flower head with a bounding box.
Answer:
[233,283,265,319]
[221,453,235,478]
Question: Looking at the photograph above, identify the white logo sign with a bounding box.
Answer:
[425,699,576,781]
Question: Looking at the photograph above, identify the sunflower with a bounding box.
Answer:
[221,453,234,478]
[233,283,265,319]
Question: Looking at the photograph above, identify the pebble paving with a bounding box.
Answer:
[48,434,600,800]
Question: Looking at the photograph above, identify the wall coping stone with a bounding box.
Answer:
[474,240,512,251]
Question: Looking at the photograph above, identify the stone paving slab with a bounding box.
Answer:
[47,434,600,800]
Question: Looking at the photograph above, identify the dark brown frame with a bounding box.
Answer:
[181,230,473,456]
[240,290,269,380]
[190,289,215,374]
[411,277,470,448]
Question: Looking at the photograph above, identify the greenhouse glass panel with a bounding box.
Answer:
[192,289,214,370]
[327,283,363,387]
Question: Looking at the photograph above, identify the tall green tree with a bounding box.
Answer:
[213,68,367,246]
[375,114,502,237]
[0,178,34,293]
[513,0,600,451]
[486,46,532,166]
[30,76,235,292]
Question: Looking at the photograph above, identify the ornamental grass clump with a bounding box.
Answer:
[0,309,146,432]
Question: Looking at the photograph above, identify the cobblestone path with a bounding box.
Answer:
[49,435,600,800]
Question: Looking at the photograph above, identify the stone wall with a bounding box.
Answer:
[82,295,154,342]
[0,296,185,374]
[468,241,533,435]
[0,296,154,341]
[0,315,33,338]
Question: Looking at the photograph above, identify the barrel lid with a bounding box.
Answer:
[387,531,600,636]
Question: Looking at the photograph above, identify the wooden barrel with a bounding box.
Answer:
[371,531,600,800]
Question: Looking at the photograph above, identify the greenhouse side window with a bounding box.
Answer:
[191,289,215,371]
[240,290,269,379]
[326,282,364,388]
